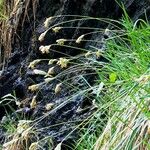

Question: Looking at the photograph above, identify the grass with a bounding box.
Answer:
[0,0,7,20]
[0,4,150,149]
[74,11,150,150]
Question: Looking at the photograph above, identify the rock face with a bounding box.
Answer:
[0,0,150,148]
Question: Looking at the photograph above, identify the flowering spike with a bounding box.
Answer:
[48,67,55,75]
[38,32,46,42]
[44,77,55,83]
[39,45,51,54]
[52,27,62,33]
[44,17,53,28]
[76,35,84,44]
[56,39,67,45]
[28,84,39,92]
[55,83,62,94]
[33,69,47,75]
[28,59,41,69]
[45,103,54,111]
[30,96,37,109]
[85,51,92,58]
[57,58,69,68]
[48,59,58,65]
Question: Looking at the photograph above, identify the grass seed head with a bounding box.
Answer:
[28,84,39,92]
[44,77,55,83]
[85,51,92,58]
[17,120,31,134]
[45,103,54,111]
[52,27,62,33]
[96,50,102,58]
[48,59,58,65]
[38,32,46,42]
[33,69,47,75]
[29,142,38,150]
[57,58,69,68]
[15,101,21,107]
[28,60,41,69]
[30,96,37,109]
[39,45,51,54]
[48,67,55,75]
[55,83,63,94]
[76,35,84,44]
[44,17,53,28]
[56,39,67,45]
[104,28,111,38]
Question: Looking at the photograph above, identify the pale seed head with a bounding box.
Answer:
[15,101,21,107]
[52,27,62,33]
[56,39,67,45]
[33,69,47,75]
[44,17,53,28]
[48,59,58,65]
[104,28,111,38]
[38,32,46,42]
[57,58,69,68]
[44,77,55,83]
[39,45,51,54]
[28,59,41,69]
[85,51,92,58]
[96,50,101,58]
[48,67,55,75]
[45,103,54,111]
[30,96,37,109]
[17,120,31,134]
[76,35,84,44]
[28,84,39,92]
[29,142,38,150]
[55,83,62,94]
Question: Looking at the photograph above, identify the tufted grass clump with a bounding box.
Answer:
[74,12,150,150]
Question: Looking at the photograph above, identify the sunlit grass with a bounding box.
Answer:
[0,0,7,20]
[75,12,150,150]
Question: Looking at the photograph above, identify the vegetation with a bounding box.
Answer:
[75,11,150,150]
[0,0,7,20]
[0,1,149,149]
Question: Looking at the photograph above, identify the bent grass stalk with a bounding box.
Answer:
[2,9,150,150]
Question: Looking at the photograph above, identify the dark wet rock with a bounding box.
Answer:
[0,0,150,149]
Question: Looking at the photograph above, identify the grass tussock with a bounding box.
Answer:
[75,13,150,150]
